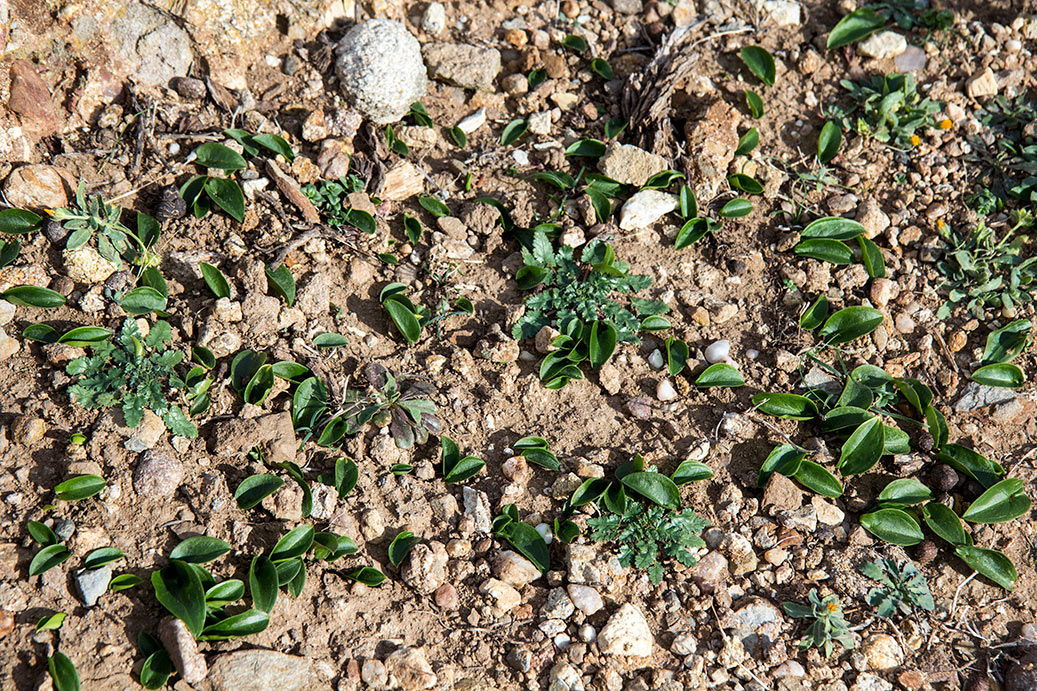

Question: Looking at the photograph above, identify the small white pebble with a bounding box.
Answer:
[1006,39,1022,52]
[512,149,529,165]
[647,348,665,369]
[457,107,487,134]
[264,55,281,67]
[554,634,571,650]
[579,624,596,642]
[484,415,495,431]
[656,379,677,401]
[536,523,553,544]
[167,142,180,156]
[705,339,730,364]
[745,348,759,359]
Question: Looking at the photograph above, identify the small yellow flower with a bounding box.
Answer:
[910,135,920,147]
[939,118,953,130]
[826,601,839,613]
[937,219,946,229]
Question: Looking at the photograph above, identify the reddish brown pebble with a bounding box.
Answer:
[0,611,14,637]
[914,540,938,565]
[434,583,458,609]
[561,0,579,18]
[898,670,925,690]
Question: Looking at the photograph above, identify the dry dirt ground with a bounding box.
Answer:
[1,0,1037,690]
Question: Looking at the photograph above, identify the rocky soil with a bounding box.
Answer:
[1,0,1037,690]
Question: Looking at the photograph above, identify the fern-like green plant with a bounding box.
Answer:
[861,558,935,618]
[66,319,197,437]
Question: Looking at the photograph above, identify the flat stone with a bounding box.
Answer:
[381,160,425,201]
[618,190,678,230]
[598,142,669,187]
[480,578,521,610]
[955,381,1016,412]
[110,3,193,87]
[754,0,801,26]
[423,43,502,91]
[3,164,75,210]
[858,31,907,59]
[895,45,927,72]
[566,584,603,615]
[967,67,999,99]
[462,487,492,533]
[493,551,541,587]
[726,598,785,657]
[863,633,903,671]
[74,565,111,606]
[63,246,117,285]
[6,60,63,137]
[207,650,313,690]
[158,617,208,685]
[598,603,653,657]
[762,473,802,513]
[133,450,184,498]
[690,551,729,593]
[384,647,437,691]
[401,542,448,595]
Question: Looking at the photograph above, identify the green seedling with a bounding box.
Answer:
[66,319,197,437]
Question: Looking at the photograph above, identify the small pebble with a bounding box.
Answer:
[647,348,665,369]
[656,379,677,401]
[535,523,553,544]
[705,339,731,364]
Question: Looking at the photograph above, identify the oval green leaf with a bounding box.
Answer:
[620,472,681,510]
[818,305,884,344]
[249,556,279,613]
[55,475,106,501]
[234,474,284,510]
[2,285,65,308]
[955,546,1017,590]
[739,45,776,86]
[922,502,967,546]
[199,262,231,299]
[962,478,1032,524]
[151,560,206,637]
[837,417,885,476]
[752,392,818,420]
[695,362,744,388]
[794,238,855,264]
[29,544,71,576]
[971,363,1025,389]
[169,536,232,564]
[860,508,924,546]
[801,216,866,240]
[719,198,753,218]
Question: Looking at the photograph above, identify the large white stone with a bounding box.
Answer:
[335,20,427,124]
[858,31,907,59]
[597,603,653,656]
[618,190,677,230]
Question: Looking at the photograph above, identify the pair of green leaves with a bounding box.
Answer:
[514,436,560,472]
[493,504,550,573]
[440,436,485,483]
[758,444,843,498]
[971,319,1030,389]
[539,319,619,389]
[794,217,886,278]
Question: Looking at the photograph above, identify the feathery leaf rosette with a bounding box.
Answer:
[65,319,197,437]
[588,501,708,586]
[861,558,935,618]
